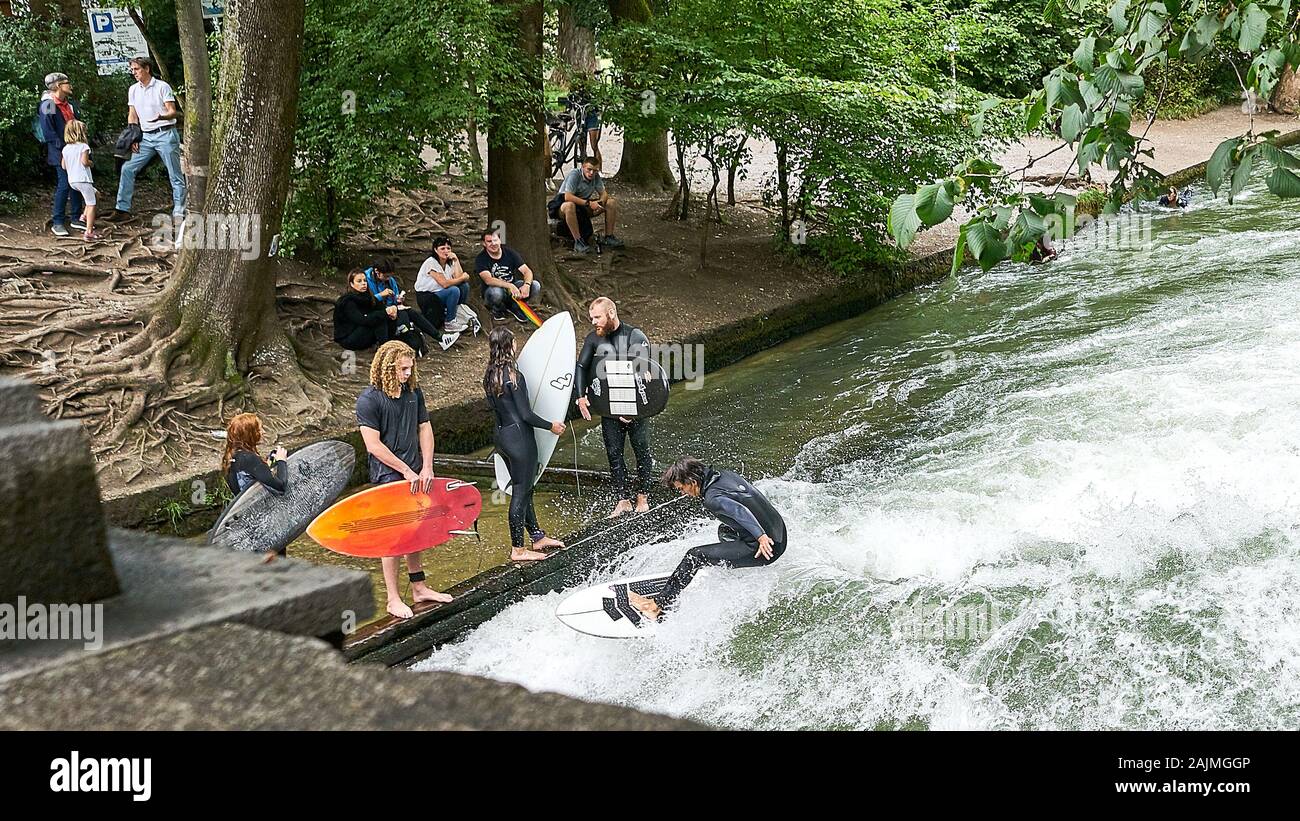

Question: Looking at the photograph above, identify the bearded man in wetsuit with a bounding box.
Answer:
[627,456,788,621]
[575,297,655,518]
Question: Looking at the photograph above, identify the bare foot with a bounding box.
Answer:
[260,551,278,565]
[387,598,414,619]
[608,499,634,518]
[511,546,548,562]
[626,589,662,621]
[532,535,566,551]
[411,583,453,604]
[634,495,650,514]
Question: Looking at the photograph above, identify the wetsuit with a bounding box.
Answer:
[654,467,787,611]
[575,322,654,501]
[1158,193,1189,208]
[222,449,289,555]
[487,371,552,547]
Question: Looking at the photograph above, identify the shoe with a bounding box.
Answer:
[51,223,70,238]
[444,318,470,334]
[70,219,87,231]
[490,310,509,321]
[438,331,461,351]
[102,210,129,223]
[573,239,592,254]
[603,234,625,248]
[83,230,103,241]
[506,303,528,322]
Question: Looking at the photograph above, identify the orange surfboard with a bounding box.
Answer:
[306,478,482,558]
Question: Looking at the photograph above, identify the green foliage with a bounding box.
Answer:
[946,0,1096,98]
[283,0,509,261]
[0,15,131,197]
[605,0,1003,272]
[892,0,1300,274]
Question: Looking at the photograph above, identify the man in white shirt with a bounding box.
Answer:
[107,56,186,221]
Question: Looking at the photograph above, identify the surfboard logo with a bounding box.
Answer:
[550,373,572,390]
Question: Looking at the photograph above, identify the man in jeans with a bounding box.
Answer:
[107,56,185,221]
[474,230,542,321]
[37,72,85,237]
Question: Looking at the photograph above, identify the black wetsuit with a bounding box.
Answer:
[575,322,654,500]
[1158,194,1189,208]
[223,449,289,555]
[654,467,787,611]
[487,371,552,547]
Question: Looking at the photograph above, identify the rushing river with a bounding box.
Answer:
[414,177,1300,730]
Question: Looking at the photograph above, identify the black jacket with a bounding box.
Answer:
[333,290,388,343]
[701,466,787,547]
[113,123,144,159]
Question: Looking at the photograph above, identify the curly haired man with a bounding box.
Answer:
[356,340,454,618]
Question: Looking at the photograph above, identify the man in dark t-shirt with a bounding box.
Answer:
[356,340,453,618]
[475,229,542,322]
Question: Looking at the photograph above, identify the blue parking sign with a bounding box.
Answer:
[91,12,114,33]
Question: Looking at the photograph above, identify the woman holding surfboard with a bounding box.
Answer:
[484,327,567,561]
[219,413,288,559]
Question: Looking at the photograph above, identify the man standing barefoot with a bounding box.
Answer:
[357,340,454,619]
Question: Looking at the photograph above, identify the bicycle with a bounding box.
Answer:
[546,94,596,178]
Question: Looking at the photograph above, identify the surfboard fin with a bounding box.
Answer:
[449,518,482,542]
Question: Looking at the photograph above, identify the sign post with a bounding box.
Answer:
[86,8,150,77]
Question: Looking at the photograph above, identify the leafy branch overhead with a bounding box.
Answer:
[890,0,1300,271]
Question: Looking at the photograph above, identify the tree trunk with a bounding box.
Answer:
[175,0,212,212]
[727,135,747,206]
[1271,65,1300,115]
[487,0,556,283]
[464,72,484,181]
[551,4,597,84]
[775,141,790,242]
[607,0,675,192]
[128,8,177,89]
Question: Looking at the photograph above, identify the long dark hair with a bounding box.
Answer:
[483,327,517,397]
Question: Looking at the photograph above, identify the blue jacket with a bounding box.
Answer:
[38,96,82,166]
[364,267,403,308]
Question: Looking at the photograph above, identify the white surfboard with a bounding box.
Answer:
[494,311,576,495]
[554,572,673,638]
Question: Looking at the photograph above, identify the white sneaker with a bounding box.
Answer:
[444,318,470,334]
[438,331,460,351]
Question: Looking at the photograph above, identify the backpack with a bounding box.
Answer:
[393,310,427,358]
[33,97,52,144]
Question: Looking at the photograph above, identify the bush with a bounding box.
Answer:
[0,16,131,197]
[1139,54,1239,120]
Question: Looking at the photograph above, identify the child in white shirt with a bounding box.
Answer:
[60,120,100,240]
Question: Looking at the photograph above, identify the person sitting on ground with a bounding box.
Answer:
[547,159,624,253]
[626,457,788,622]
[365,256,455,353]
[357,340,455,617]
[59,120,101,241]
[37,71,85,237]
[220,412,289,561]
[334,268,393,351]
[484,327,567,561]
[415,236,479,336]
[475,230,542,322]
[1157,186,1189,208]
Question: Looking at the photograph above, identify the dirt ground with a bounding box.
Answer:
[0,173,838,495]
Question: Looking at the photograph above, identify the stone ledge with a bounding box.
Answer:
[1,528,374,683]
[0,622,702,730]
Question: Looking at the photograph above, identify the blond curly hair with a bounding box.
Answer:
[370,340,419,398]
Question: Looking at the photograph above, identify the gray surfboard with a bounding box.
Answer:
[210,440,356,554]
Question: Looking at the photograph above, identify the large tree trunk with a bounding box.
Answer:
[55,0,324,445]
[487,0,557,284]
[464,71,484,180]
[175,0,212,212]
[607,0,675,192]
[551,3,597,84]
[1272,65,1300,115]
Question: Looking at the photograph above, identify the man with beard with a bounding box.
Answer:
[574,297,654,517]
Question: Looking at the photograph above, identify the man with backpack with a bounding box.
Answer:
[36,72,85,238]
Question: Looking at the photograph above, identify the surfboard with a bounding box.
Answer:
[493,311,576,496]
[209,440,355,554]
[554,572,673,638]
[585,357,670,419]
[305,477,482,558]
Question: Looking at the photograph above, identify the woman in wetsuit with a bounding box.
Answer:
[484,327,566,561]
[219,412,289,558]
